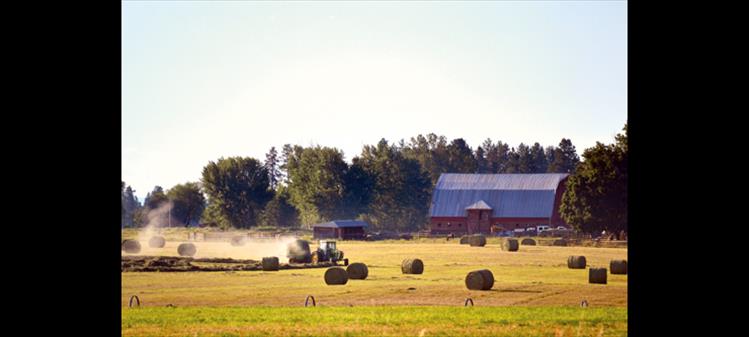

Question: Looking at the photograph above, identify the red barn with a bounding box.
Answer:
[429,173,570,235]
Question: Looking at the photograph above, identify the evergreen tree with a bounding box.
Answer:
[516,143,532,173]
[475,146,488,173]
[548,138,580,173]
[505,147,520,173]
[529,142,548,173]
[264,147,281,190]
[122,185,140,228]
[545,145,556,172]
[486,140,510,173]
[446,138,477,173]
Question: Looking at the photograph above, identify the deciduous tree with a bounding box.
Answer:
[560,125,627,234]
[167,182,206,227]
[201,157,273,228]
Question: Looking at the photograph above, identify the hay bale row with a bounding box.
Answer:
[610,260,627,274]
[122,240,141,254]
[521,238,536,246]
[501,238,519,251]
[468,235,486,247]
[177,243,196,257]
[346,263,369,279]
[324,267,348,285]
[148,236,166,248]
[589,268,607,284]
[567,256,587,269]
[465,269,494,290]
[459,236,470,244]
[144,256,190,268]
[230,236,247,246]
[262,257,279,271]
[401,258,424,274]
[552,239,568,246]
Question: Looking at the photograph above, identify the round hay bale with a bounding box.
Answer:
[469,234,487,247]
[465,269,494,290]
[401,258,424,274]
[230,236,247,246]
[477,269,494,290]
[610,260,627,274]
[553,239,568,246]
[346,262,369,279]
[148,236,166,248]
[459,236,470,244]
[121,240,141,254]
[521,238,536,246]
[324,267,348,285]
[501,238,519,251]
[589,268,608,284]
[262,257,280,271]
[287,239,312,263]
[567,256,587,269]
[177,243,197,257]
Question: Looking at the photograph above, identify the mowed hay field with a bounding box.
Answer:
[122,237,627,336]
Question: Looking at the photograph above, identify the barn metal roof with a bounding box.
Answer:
[313,220,369,228]
[430,174,569,218]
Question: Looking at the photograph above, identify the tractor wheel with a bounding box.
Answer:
[311,252,319,264]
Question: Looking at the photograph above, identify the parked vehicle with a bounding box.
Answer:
[537,225,551,232]
[497,230,513,237]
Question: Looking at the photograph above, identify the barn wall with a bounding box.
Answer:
[430,217,469,234]
[430,216,554,234]
[314,227,367,239]
[550,177,570,227]
[313,227,338,239]
[341,227,366,240]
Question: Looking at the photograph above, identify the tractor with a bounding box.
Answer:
[312,240,348,266]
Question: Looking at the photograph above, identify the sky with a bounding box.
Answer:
[122,1,627,202]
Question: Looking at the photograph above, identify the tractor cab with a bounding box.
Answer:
[319,240,336,252]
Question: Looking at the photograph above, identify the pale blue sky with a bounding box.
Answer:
[123,1,627,202]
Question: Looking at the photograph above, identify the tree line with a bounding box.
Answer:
[122,127,626,234]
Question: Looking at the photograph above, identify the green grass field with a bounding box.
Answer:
[122,231,627,336]
[123,306,627,337]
